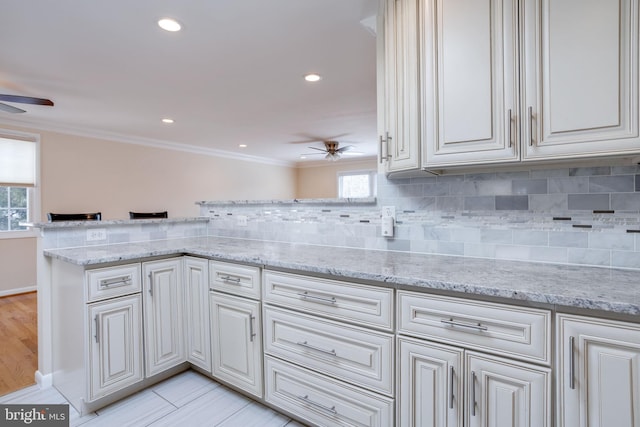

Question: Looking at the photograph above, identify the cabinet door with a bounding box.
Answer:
[382,0,421,172]
[88,294,143,401]
[143,258,185,377]
[522,0,639,160]
[557,314,640,427]
[210,291,262,397]
[422,0,519,167]
[466,351,551,427]
[183,257,210,372]
[398,337,463,427]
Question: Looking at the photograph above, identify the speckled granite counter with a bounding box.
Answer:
[44,236,640,316]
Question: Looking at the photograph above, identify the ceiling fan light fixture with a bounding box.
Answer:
[304,73,322,82]
[158,18,182,32]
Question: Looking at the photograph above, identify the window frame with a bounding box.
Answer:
[337,169,377,199]
[0,129,40,239]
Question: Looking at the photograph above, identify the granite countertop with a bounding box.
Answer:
[27,217,210,230]
[196,197,377,206]
[44,236,640,316]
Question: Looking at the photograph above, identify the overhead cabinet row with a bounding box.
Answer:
[381,0,640,173]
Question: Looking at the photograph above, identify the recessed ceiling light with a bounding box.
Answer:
[162,118,174,124]
[239,144,247,148]
[158,18,182,32]
[304,73,322,82]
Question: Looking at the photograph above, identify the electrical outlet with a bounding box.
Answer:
[381,206,396,219]
[86,228,107,241]
[237,215,248,227]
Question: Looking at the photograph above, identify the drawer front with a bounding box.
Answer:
[263,271,393,331]
[398,291,551,364]
[264,306,394,396]
[209,260,261,299]
[265,356,394,427]
[86,263,141,302]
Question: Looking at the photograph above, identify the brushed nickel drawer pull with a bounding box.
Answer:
[297,340,337,356]
[219,275,241,284]
[441,318,488,332]
[298,291,337,305]
[297,395,337,415]
[99,276,132,288]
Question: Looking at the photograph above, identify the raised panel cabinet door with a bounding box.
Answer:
[210,292,263,397]
[88,294,143,401]
[422,0,519,167]
[557,314,640,427]
[465,351,551,427]
[397,337,463,427]
[184,257,211,372]
[143,258,185,377]
[383,0,422,172]
[522,0,640,160]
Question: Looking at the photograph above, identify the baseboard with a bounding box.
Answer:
[35,371,52,389]
[0,286,37,298]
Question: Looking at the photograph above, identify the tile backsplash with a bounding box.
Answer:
[202,164,640,270]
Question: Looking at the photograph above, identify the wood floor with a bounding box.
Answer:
[0,369,307,427]
[0,291,37,396]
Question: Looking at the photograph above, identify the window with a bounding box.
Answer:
[0,131,38,234]
[338,170,377,198]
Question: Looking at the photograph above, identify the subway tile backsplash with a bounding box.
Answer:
[203,163,640,270]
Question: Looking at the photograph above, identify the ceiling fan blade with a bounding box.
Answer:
[336,145,355,152]
[0,102,26,113]
[0,94,54,106]
[301,152,326,156]
[307,147,328,152]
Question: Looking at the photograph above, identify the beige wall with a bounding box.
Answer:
[295,158,377,198]
[1,124,297,294]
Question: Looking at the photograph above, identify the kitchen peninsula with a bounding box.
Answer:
[34,216,640,426]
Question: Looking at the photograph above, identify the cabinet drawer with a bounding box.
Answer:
[265,356,394,427]
[398,291,551,364]
[209,260,261,299]
[264,306,394,396]
[86,264,141,302]
[263,271,393,331]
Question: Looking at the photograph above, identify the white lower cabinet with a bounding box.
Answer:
[143,258,186,377]
[88,294,143,401]
[556,313,640,427]
[265,356,394,427]
[183,257,211,372]
[210,291,263,397]
[397,291,552,427]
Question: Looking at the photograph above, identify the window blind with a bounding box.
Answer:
[0,136,37,186]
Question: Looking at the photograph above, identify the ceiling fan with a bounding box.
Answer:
[0,94,54,113]
[303,140,360,161]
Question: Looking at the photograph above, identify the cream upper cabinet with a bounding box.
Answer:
[556,313,640,427]
[380,0,422,173]
[523,0,639,161]
[422,0,519,167]
[382,0,640,173]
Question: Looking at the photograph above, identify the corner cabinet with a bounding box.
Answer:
[380,0,640,173]
[183,257,211,372]
[142,259,185,377]
[556,313,640,427]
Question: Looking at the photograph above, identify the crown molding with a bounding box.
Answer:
[0,117,295,168]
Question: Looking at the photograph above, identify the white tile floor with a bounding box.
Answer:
[0,370,307,427]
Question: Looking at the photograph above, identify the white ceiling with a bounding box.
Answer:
[0,0,379,165]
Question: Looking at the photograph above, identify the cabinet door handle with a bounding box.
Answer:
[148,272,153,296]
[507,109,513,148]
[297,394,337,415]
[449,366,455,409]
[441,318,488,332]
[379,135,384,164]
[296,340,337,356]
[94,315,100,343]
[249,315,256,342]
[569,336,576,390]
[379,133,392,163]
[220,275,241,284]
[298,291,337,305]
[471,370,477,417]
[528,106,534,147]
